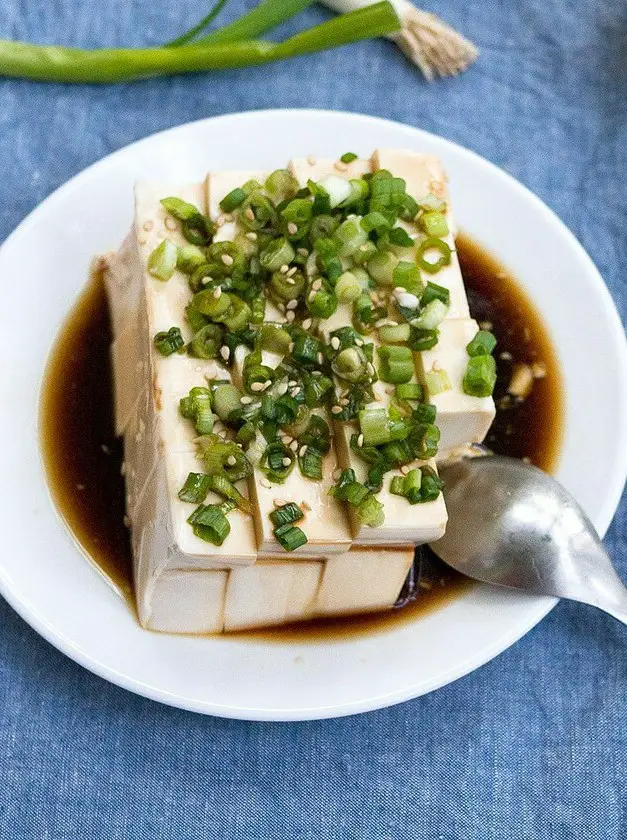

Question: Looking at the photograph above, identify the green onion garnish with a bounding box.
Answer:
[205,472,251,514]
[177,244,207,275]
[188,503,231,545]
[421,281,450,307]
[299,446,323,480]
[220,187,248,213]
[420,211,449,238]
[378,322,411,344]
[367,249,398,287]
[358,407,407,446]
[396,382,422,401]
[333,218,369,257]
[147,238,178,281]
[260,236,296,272]
[154,326,184,356]
[340,152,358,163]
[269,502,304,528]
[178,472,212,504]
[377,344,414,384]
[388,227,414,248]
[408,327,439,351]
[335,271,363,303]
[424,368,452,396]
[411,299,449,330]
[393,261,425,296]
[190,323,223,359]
[463,355,497,397]
[266,170,299,204]
[274,523,308,551]
[212,384,243,422]
[466,330,497,357]
[196,435,253,482]
[260,442,295,483]
[332,346,369,384]
[416,238,452,274]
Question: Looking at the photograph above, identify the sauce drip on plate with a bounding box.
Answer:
[40,235,563,638]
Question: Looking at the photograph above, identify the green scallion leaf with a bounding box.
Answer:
[269,502,304,528]
[154,326,184,356]
[466,330,497,357]
[188,503,231,545]
[273,523,308,551]
[148,238,178,281]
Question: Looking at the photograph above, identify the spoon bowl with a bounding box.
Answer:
[432,456,627,624]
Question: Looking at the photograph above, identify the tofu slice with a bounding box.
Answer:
[371,149,470,319]
[289,157,448,546]
[104,181,259,636]
[313,547,414,617]
[145,569,229,634]
[416,319,496,452]
[224,558,323,631]
[206,170,353,556]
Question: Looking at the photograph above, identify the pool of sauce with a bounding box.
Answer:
[39,235,563,640]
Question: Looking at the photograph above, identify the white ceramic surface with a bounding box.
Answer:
[0,110,625,721]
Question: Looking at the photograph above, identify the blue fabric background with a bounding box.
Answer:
[1,1,626,837]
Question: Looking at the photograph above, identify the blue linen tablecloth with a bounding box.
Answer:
[1,1,626,837]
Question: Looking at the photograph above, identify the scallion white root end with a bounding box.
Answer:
[392,6,478,80]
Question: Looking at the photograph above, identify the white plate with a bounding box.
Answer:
[0,110,625,721]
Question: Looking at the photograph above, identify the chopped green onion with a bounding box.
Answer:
[411,299,448,330]
[333,218,368,257]
[242,349,274,394]
[147,238,178,281]
[266,169,299,203]
[188,504,230,545]
[205,241,246,280]
[356,494,385,527]
[359,407,407,446]
[212,384,243,422]
[177,244,207,275]
[463,354,497,397]
[190,323,223,359]
[179,387,215,433]
[340,152,358,163]
[238,192,277,231]
[377,345,414,384]
[205,472,251,514]
[154,326,184,356]
[389,475,406,497]
[361,210,391,235]
[196,435,253,481]
[314,237,343,283]
[270,269,305,302]
[425,368,452,396]
[219,187,247,213]
[250,295,266,324]
[408,327,439,351]
[292,332,323,368]
[260,441,295,483]
[467,330,497,357]
[221,296,252,332]
[418,193,447,213]
[416,237,452,274]
[352,239,378,265]
[307,284,338,319]
[388,227,414,247]
[378,322,411,344]
[420,211,449,238]
[367,249,398,286]
[273,523,308,551]
[304,373,334,407]
[258,323,290,355]
[192,288,232,319]
[309,214,339,242]
[260,237,295,271]
[178,472,212,504]
[280,198,313,240]
[269,502,304,528]
[160,197,201,222]
[298,445,323,480]
[419,466,444,501]
[335,271,363,303]
[413,403,437,423]
[332,346,369,384]
[396,382,423,401]
[393,261,425,296]
[421,281,450,307]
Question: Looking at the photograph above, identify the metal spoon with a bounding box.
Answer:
[431,456,627,624]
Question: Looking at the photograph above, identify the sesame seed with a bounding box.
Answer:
[165,217,177,231]
[287,222,298,235]
[262,380,272,391]
[273,498,287,508]
[227,455,237,466]
[220,346,230,361]
[317,352,324,364]
[201,276,213,286]
[244,207,255,221]
[307,155,317,166]
[280,264,289,274]
[297,247,309,256]
[240,396,253,404]
[221,254,234,266]
[260,478,272,489]
[286,277,296,285]
[479,320,493,331]
[355,339,364,347]
[400,465,410,476]
[286,311,295,322]
[288,380,297,387]
[216,214,226,226]
[308,291,317,303]
[287,266,298,277]
[224,213,233,223]
[331,405,342,414]
[359,244,370,252]
[282,457,292,467]
[246,231,258,241]
[292,387,301,396]
[375,319,388,328]
[142,220,154,232]
[432,361,441,371]
[250,381,264,392]
[312,370,322,377]
[302,318,312,330]
[286,299,299,310]
[357,434,364,447]
[299,445,308,457]
[288,342,295,353]
[212,286,222,298]
[290,440,299,452]
[331,337,340,350]
[283,435,293,445]
[340,398,349,406]
[277,382,288,396]
[334,161,348,172]
[312,278,322,291]
[123,515,131,528]
[138,236,147,246]
[500,351,513,361]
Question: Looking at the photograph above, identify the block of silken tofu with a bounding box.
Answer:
[206,171,354,556]
[416,319,496,452]
[144,569,229,634]
[371,149,470,319]
[223,558,324,631]
[104,181,258,632]
[289,157,448,546]
[313,547,414,617]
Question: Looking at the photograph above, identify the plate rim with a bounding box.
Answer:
[1,108,626,721]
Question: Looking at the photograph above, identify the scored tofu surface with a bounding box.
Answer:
[105,149,496,633]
